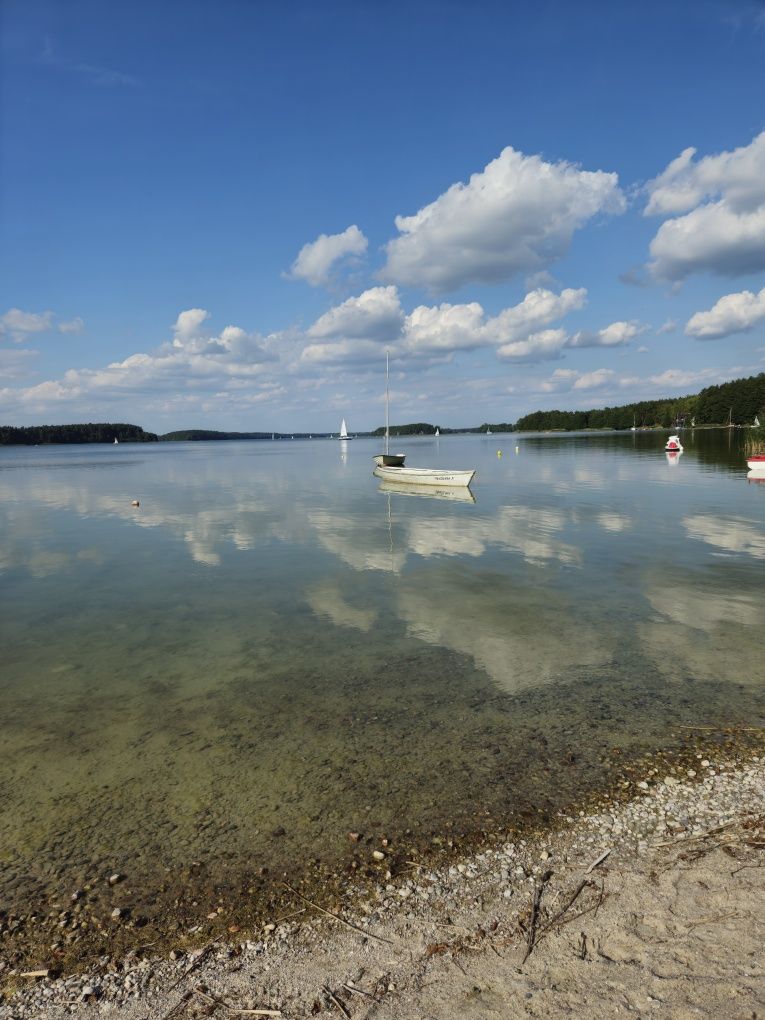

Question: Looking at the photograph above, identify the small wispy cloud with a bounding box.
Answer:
[58,317,84,335]
[40,38,140,88]
[0,308,84,343]
[75,64,141,88]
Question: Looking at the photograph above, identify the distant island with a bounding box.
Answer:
[1,372,763,444]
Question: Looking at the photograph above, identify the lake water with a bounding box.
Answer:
[1,430,763,950]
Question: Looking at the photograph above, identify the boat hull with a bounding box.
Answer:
[747,455,765,470]
[373,464,475,487]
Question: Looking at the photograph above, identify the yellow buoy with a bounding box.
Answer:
[497,450,502,457]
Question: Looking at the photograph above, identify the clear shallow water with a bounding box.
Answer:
[1,431,763,940]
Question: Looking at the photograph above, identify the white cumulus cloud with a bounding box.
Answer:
[1,308,55,342]
[288,225,368,287]
[567,320,645,348]
[380,146,625,292]
[645,131,765,280]
[497,328,569,362]
[300,285,589,365]
[573,368,615,390]
[685,285,765,339]
[534,367,616,393]
[307,286,403,342]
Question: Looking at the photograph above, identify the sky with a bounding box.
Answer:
[2,0,765,434]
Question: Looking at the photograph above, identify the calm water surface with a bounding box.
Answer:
[1,431,763,936]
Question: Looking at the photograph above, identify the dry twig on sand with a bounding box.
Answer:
[521,870,553,963]
[323,984,351,1018]
[281,882,394,944]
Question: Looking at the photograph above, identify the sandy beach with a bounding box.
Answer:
[2,748,762,1019]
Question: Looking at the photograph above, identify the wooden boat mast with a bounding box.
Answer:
[385,351,390,455]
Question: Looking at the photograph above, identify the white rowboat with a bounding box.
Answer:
[373,464,475,487]
[372,353,474,487]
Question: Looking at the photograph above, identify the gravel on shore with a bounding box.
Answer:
[1,752,763,1019]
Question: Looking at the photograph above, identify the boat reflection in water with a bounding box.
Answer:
[378,478,477,503]
[747,470,765,484]
[665,449,682,466]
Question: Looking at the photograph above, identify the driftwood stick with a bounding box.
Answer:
[686,912,739,930]
[676,725,763,731]
[273,907,307,925]
[342,983,377,1000]
[654,820,738,848]
[323,984,351,1019]
[538,879,590,937]
[731,862,765,875]
[193,984,282,1016]
[231,1012,283,1017]
[554,896,608,930]
[281,882,394,944]
[167,937,223,992]
[158,988,194,1020]
[586,849,611,873]
[192,986,221,1007]
[521,870,552,964]
[593,879,606,918]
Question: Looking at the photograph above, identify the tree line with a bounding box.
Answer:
[0,423,158,445]
[515,372,765,432]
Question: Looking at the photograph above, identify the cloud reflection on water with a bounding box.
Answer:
[683,514,765,559]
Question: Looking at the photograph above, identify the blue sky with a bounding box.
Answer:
[2,0,765,433]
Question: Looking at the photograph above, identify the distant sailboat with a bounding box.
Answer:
[272,432,275,440]
[691,417,696,428]
[435,427,440,437]
[754,415,761,427]
[486,426,492,435]
[338,418,353,440]
[630,415,637,432]
[728,408,734,428]
[114,437,119,444]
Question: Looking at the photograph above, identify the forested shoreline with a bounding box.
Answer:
[2,372,764,444]
[514,372,765,432]
[0,423,158,445]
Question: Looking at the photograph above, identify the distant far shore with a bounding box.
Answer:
[1,369,762,444]
[0,421,760,446]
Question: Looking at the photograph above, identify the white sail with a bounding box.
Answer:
[339,419,348,439]
[435,428,440,437]
[755,416,761,427]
